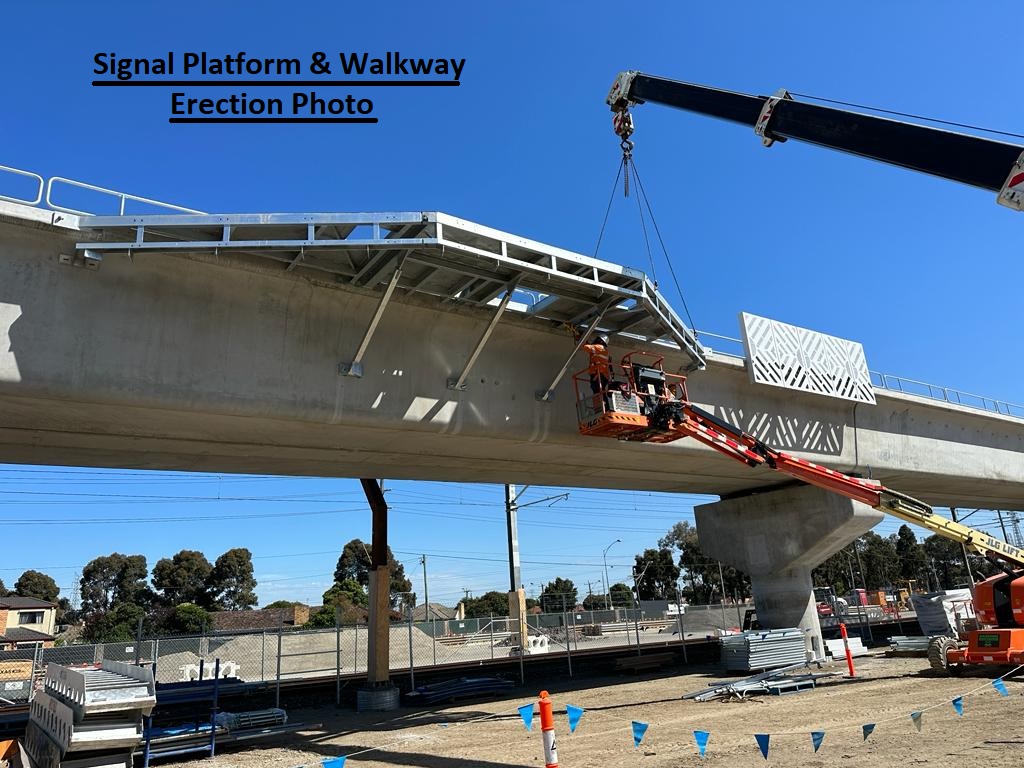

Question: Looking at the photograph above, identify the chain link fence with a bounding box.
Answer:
[0,601,752,710]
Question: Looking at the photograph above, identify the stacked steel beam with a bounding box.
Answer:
[23,661,155,768]
[721,629,807,671]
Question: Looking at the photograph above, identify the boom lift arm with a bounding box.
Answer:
[573,353,1024,570]
[606,71,1024,210]
[675,399,1024,569]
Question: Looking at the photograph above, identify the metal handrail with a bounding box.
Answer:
[696,330,1023,420]
[0,164,44,206]
[869,371,1024,418]
[0,163,201,216]
[45,176,203,216]
[696,330,746,359]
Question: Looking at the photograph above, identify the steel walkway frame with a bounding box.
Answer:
[75,210,706,386]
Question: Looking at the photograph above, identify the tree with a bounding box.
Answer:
[659,521,750,603]
[80,553,150,615]
[56,597,74,624]
[609,582,634,607]
[923,535,966,589]
[206,548,258,610]
[82,602,145,643]
[539,577,577,612]
[264,600,303,610]
[0,578,7,597]
[633,548,681,600]
[582,592,606,611]
[307,582,369,627]
[157,603,210,635]
[463,591,509,618]
[152,550,213,607]
[14,570,59,603]
[894,525,929,584]
[323,579,368,609]
[811,549,857,594]
[856,532,899,589]
[333,539,413,609]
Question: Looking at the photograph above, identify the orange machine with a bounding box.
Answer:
[575,348,1024,675]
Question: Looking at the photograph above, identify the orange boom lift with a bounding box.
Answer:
[574,349,1024,674]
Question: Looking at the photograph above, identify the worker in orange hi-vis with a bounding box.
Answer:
[582,334,612,399]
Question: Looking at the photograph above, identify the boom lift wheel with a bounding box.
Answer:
[927,636,962,676]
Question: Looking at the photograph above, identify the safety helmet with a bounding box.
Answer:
[595,334,609,346]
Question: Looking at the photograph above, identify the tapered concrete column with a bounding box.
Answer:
[695,486,883,660]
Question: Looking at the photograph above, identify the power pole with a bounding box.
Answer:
[421,554,436,665]
[997,510,1011,542]
[420,555,429,617]
[505,483,528,685]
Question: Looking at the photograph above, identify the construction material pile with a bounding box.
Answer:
[683,662,834,701]
[721,629,807,671]
[825,636,870,659]
[887,636,932,656]
[23,661,155,768]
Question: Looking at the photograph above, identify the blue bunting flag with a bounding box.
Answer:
[694,730,710,758]
[631,720,649,748]
[518,703,534,731]
[754,734,770,760]
[566,704,584,733]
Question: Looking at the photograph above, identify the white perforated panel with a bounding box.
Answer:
[739,313,875,404]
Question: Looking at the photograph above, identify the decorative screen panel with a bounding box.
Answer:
[739,312,875,404]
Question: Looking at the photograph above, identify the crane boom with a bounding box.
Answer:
[606,71,1024,210]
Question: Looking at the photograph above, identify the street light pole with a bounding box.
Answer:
[602,538,621,611]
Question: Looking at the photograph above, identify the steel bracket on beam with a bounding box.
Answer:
[754,88,792,147]
[339,257,405,378]
[447,280,519,391]
[60,249,102,270]
[535,299,615,402]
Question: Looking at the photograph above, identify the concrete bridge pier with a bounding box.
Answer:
[695,485,883,660]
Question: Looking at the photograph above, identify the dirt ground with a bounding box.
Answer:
[178,655,1024,767]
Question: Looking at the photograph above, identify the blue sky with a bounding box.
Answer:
[1,2,1022,607]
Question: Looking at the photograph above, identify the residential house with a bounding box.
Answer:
[0,596,57,649]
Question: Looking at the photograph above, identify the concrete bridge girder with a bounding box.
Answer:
[0,206,1022,510]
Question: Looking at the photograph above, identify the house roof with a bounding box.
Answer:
[0,596,54,609]
[209,605,310,632]
[411,602,457,621]
[0,627,54,643]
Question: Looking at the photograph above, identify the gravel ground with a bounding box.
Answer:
[174,655,1024,767]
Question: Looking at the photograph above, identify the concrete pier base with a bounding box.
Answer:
[695,485,883,659]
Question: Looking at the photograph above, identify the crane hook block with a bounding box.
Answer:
[613,109,635,142]
[754,88,793,147]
